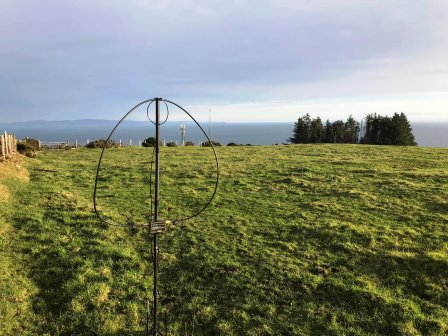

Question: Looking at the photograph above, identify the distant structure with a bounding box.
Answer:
[180,124,186,146]
[208,107,212,142]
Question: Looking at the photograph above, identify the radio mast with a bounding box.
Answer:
[180,124,186,146]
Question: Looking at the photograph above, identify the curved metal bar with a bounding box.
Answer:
[94,97,219,227]
[163,99,219,223]
[93,98,154,228]
[145,100,155,123]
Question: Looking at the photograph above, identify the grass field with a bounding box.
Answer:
[0,145,447,335]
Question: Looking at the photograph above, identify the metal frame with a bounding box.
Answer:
[93,97,219,335]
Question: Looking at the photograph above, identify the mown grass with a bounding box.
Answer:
[0,144,447,335]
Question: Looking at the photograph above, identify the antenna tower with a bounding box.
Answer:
[180,124,186,146]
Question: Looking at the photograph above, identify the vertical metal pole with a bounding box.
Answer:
[153,98,160,336]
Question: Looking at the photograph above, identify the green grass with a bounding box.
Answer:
[0,144,447,335]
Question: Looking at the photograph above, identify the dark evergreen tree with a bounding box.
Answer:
[290,112,416,146]
[360,112,416,145]
[361,114,374,144]
[310,117,325,143]
[378,115,395,145]
[361,113,383,144]
[390,112,417,145]
[332,120,345,143]
[288,113,312,143]
[324,120,333,143]
[343,115,360,143]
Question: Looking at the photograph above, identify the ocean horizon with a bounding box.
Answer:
[1,120,447,147]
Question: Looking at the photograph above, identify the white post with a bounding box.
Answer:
[1,134,4,160]
[180,124,186,146]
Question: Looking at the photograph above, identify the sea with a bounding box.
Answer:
[1,120,447,147]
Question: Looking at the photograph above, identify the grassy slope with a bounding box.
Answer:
[0,156,39,335]
[0,145,447,335]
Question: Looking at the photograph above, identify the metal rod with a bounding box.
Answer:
[153,98,161,335]
[146,300,150,335]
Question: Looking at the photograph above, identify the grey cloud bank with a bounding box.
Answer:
[0,0,447,122]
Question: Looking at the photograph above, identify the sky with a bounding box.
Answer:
[0,0,447,123]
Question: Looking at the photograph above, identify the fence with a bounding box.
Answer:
[40,141,68,149]
[0,131,17,160]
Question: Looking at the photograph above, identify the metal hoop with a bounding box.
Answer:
[93,97,219,227]
[146,100,169,125]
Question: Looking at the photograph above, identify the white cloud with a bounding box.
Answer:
[0,0,447,122]
[185,91,448,122]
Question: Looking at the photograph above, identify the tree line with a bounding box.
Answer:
[288,112,416,146]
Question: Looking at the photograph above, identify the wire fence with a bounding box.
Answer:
[0,131,18,160]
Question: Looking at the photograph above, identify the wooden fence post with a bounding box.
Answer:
[6,134,10,156]
[10,135,16,155]
[1,134,4,160]
[0,132,18,160]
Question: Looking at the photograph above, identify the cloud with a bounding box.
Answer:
[0,0,447,122]
[184,91,448,123]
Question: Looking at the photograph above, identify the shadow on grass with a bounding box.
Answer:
[12,191,151,335]
[157,217,448,335]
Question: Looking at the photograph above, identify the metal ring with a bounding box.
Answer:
[94,98,219,228]
[147,100,169,125]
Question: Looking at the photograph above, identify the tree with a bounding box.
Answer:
[391,113,417,145]
[343,115,360,143]
[142,137,156,147]
[332,120,345,143]
[360,113,416,146]
[288,113,312,143]
[324,120,334,143]
[360,113,374,144]
[361,113,387,144]
[310,117,325,143]
[290,112,416,146]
